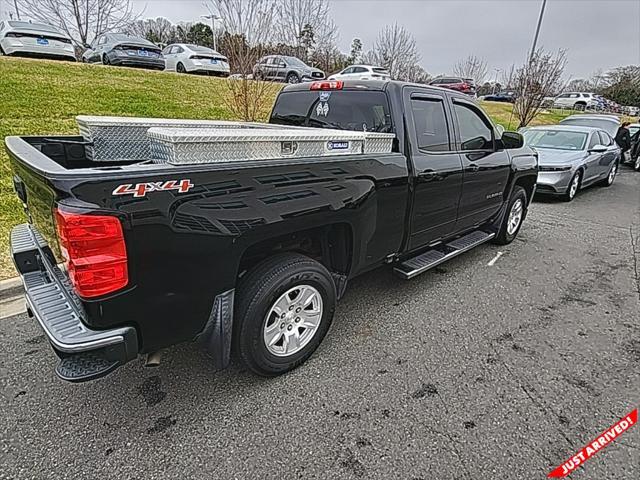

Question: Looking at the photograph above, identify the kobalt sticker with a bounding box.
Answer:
[327,141,349,150]
[113,179,194,198]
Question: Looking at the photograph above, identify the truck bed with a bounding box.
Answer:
[7,133,410,356]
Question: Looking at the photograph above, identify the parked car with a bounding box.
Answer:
[0,20,75,61]
[553,92,599,111]
[253,55,324,83]
[82,33,164,70]
[483,91,517,103]
[328,65,391,81]
[429,76,476,96]
[625,106,640,116]
[6,79,536,382]
[522,125,619,201]
[628,123,640,171]
[162,43,230,76]
[559,114,620,138]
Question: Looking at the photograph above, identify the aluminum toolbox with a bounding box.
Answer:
[362,132,395,154]
[76,115,270,162]
[148,127,369,164]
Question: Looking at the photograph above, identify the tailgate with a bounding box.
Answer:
[7,137,66,262]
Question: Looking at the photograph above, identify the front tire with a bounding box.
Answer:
[600,161,618,187]
[102,54,109,65]
[234,253,336,376]
[563,170,582,202]
[493,186,527,245]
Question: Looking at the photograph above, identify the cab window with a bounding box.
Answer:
[453,102,494,151]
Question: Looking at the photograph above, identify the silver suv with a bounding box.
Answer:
[253,55,324,83]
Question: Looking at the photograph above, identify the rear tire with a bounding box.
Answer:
[176,62,186,73]
[563,170,582,202]
[634,155,640,172]
[573,102,586,111]
[234,253,336,376]
[102,54,109,65]
[286,72,300,84]
[493,186,527,245]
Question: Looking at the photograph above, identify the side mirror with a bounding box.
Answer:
[501,131,524,149]
[588,145,608,153]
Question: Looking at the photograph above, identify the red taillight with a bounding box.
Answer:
[310,80,343,90]
[54,208,128,298]
[461,83,470,90]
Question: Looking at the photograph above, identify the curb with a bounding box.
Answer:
[0,277,23,301]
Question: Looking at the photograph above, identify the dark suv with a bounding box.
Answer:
[253,55,324,83]
[429,76,476,96]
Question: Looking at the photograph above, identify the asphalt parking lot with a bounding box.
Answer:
[1,169,639,480]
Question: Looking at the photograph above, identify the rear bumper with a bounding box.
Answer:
[109,55,165,69]
[11,223,138,382]
[1,43,75,61]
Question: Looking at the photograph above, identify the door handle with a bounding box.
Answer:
[468,163,480,172]
[419,169,440,182]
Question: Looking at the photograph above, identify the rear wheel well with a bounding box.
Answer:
[238,224,353,278]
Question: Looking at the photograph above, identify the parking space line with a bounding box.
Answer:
[487,251,504,266]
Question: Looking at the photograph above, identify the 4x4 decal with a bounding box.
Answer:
[113,179,194,198]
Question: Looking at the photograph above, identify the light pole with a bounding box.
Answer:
[493,68,501,94]
[200,14,221,52]
[529,0,547,64]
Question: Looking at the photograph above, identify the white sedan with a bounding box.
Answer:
[328,65,391,81]
[162,43,230,77]
[0,20,75,61]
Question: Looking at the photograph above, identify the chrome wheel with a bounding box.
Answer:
[568,173,580,199]
[263,285,323,357]
[635,156,640,171]
[287,73,300,84]
[607,163,617,185]
[507,198,523,235]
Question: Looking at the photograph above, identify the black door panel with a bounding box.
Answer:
[451,99,510,231]
[404,89,463,250]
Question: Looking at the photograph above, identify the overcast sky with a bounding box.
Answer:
[3,0,639,79]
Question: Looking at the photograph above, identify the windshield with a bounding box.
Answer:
[523,129,588,151]
[188,45,214,53]
[270,90,394,134]
[284,56,307,67]
[560,118,619,136]
[8,21,61,33]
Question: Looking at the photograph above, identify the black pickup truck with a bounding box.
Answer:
[7,80,538,382]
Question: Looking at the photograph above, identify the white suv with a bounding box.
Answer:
[553,92,598,110]
[328,65,391,81]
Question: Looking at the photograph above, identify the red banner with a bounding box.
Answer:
[548,408,637,478]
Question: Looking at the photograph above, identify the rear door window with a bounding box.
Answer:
[410,97,450,152]
[270,90,393,133]
[598,131,612,146]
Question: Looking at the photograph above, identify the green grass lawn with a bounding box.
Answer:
[0,56,614,279]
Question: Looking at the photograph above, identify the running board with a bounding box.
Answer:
[394,230,495,279]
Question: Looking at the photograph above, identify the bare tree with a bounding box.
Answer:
[512,49,567,128]
[16,0,138,47]
[207,0,277,121]
[364,24,425,82]
[453,55,488,84]
[275,0,335,49]
[126,17,176,44]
